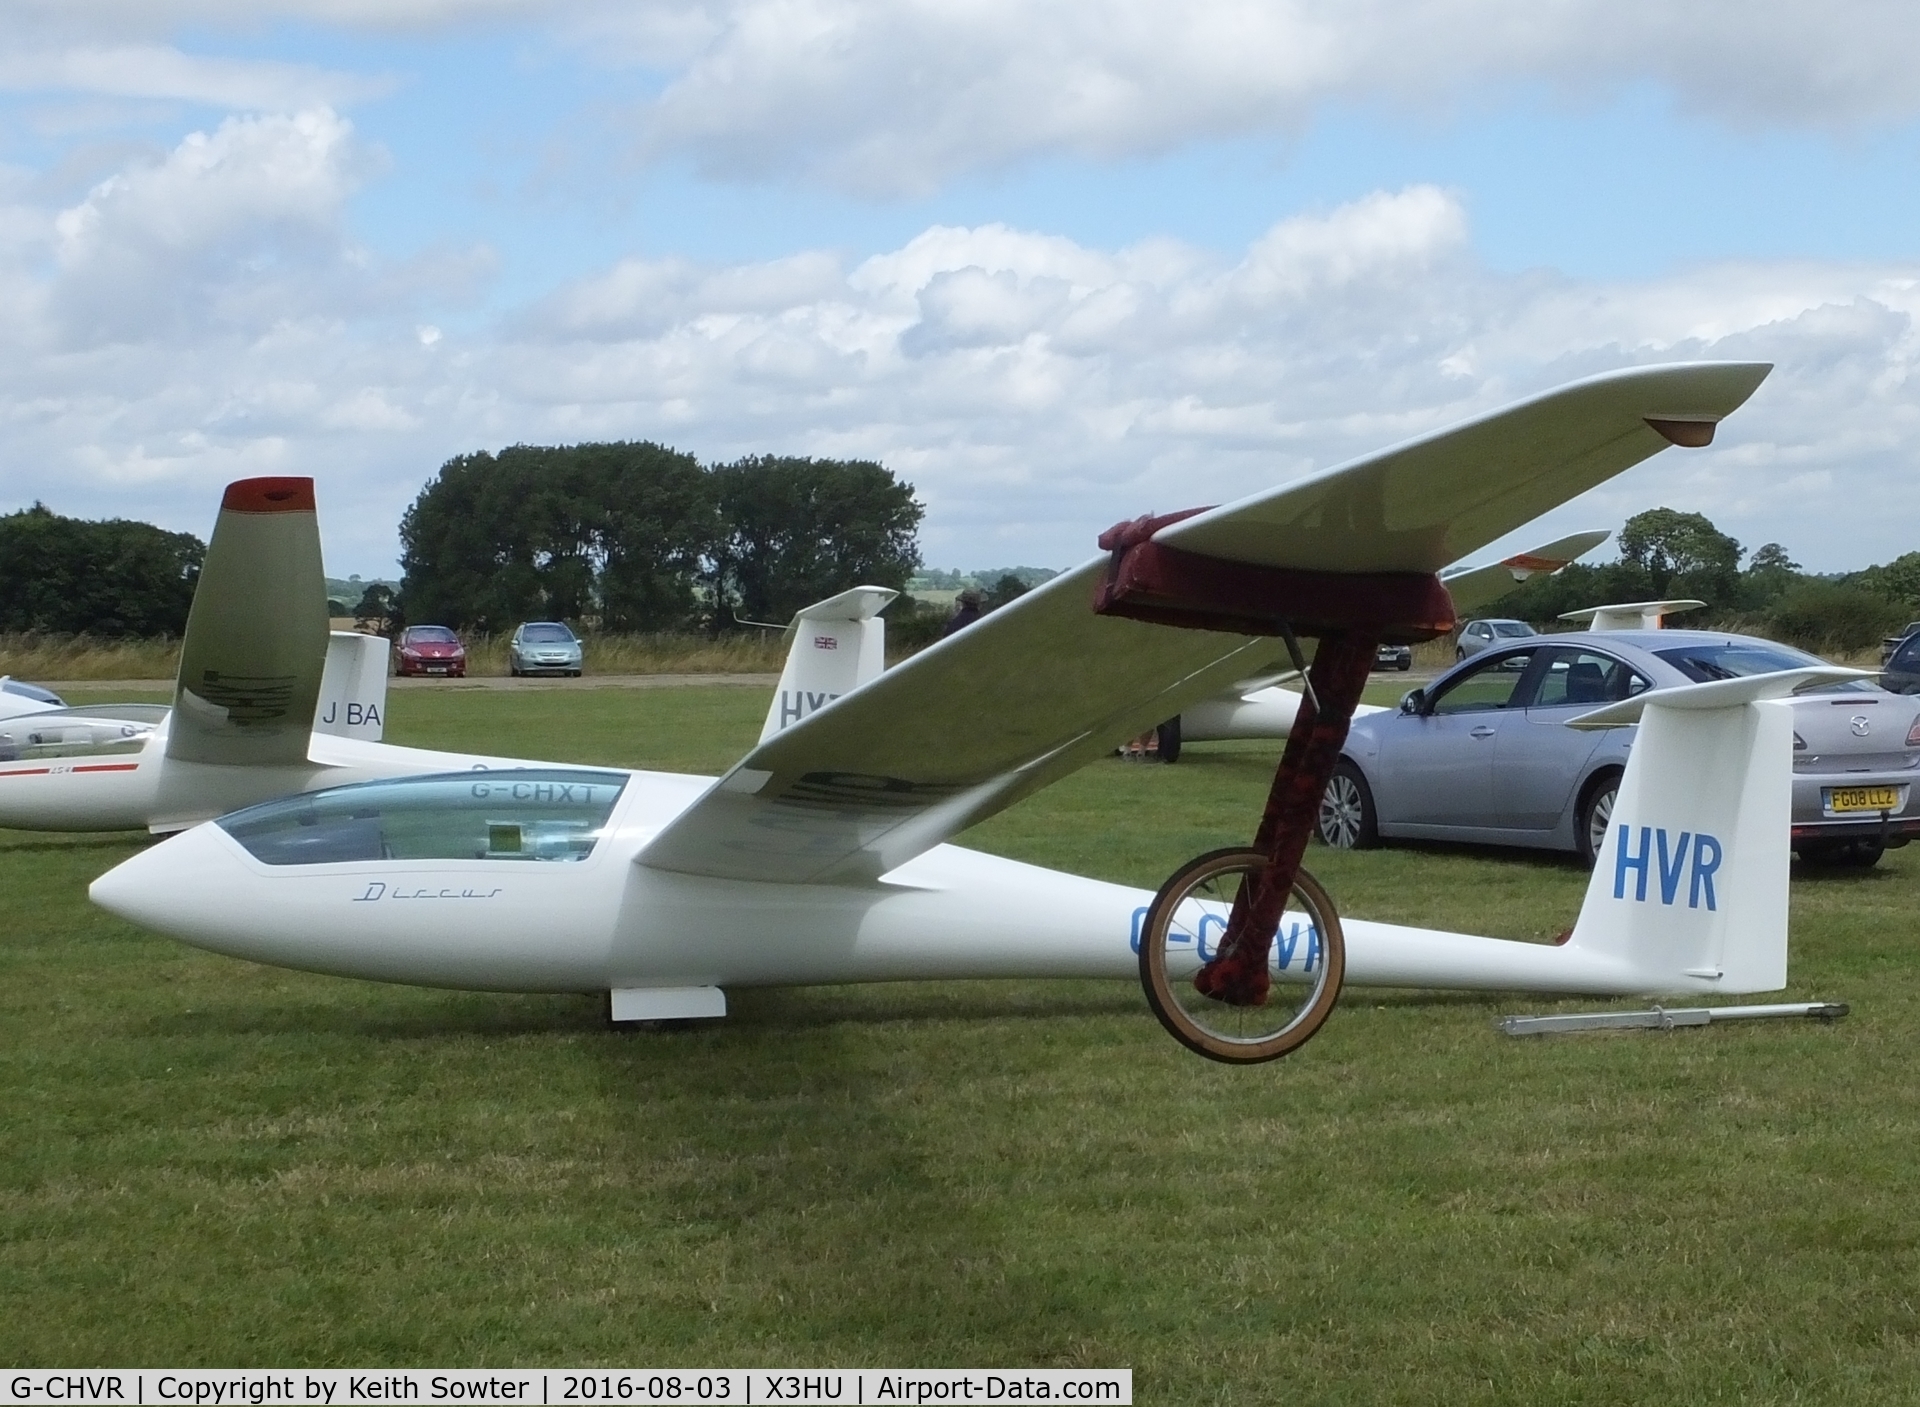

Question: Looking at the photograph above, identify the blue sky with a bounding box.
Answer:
[1,2,1917,576]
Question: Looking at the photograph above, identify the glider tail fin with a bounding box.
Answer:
[757,586,898,743]
[167,478,330,767]
[1561,667,1862,994]
[313,631,390,743]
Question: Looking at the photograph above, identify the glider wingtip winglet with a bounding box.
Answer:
[221,478,316,514]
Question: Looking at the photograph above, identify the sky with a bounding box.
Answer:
[1,2,1917,579]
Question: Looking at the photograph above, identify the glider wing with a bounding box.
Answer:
[637,361,1769,885]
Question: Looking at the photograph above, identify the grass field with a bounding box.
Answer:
[4,683,1918,1399]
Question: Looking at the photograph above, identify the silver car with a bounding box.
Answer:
[1455,617,1537,660]
[1316,629,1920,868]
[508,621,584,677]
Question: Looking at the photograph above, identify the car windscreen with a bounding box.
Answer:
[1894,636,1920,672]
[1491,622,1535,638]
[406,626,458,644]
[521,624,576,643]
[1654,640,1871,691]
[218,768,627,866]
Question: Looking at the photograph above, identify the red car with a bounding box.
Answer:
[393,625,467,678]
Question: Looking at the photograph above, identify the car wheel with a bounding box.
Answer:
[1455,646,1466,661]
[1316,762,1379,850]
[1800,838,1885,868]
[1576,771,1620,866]
[1398,659,1412,671]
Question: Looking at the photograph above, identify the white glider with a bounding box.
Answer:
[0,479,497,833]
[90,363,1793,1054]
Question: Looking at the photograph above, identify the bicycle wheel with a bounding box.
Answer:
[1138,847,1346,1063]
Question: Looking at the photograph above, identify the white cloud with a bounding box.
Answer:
[10,3,1920,188]
[0,46,389,110]
[47,108,378,343]
[1,128,1916,577]
[623,0,1920,193]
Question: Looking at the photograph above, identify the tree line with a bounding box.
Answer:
[397,444,924,633]
[1481,506,1919,650]
[6,473,1919,658]
[0,503,202,637]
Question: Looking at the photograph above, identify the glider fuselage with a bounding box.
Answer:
[89,758,1713,1001]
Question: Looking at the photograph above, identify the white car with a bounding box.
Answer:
[507,622,583,677]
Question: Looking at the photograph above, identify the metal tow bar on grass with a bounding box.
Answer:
[1092,510,1457,1063]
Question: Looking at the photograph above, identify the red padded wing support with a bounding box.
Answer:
[1093,510,1455,644]
[1092,507,1459,1008]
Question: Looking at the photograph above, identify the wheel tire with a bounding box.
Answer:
[1138,848,1346,1064]
[1155,716,1182,764]
[1398,659,1412,671]
[1802,838,1886,868]
[1316,762,1379,850]
[1577,771,1621,867]
[1455,646,1466,661]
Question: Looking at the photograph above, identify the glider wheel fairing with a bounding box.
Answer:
[1138,849,1346,1063]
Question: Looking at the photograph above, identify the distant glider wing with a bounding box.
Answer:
[166,479,331,767]
[637,361,1769,885]
[1439,528,1611,615]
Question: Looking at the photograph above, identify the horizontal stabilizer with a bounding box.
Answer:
[1567,667,1871,729]
[1560,598,1706,631]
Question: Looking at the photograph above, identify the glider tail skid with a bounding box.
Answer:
[166,478,331,768]
[1344,666,1866,996]
[313,631,390,743]
[758,586,898,743]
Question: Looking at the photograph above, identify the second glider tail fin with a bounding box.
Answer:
[167,478,330,767]
[1561,666,1867,993]
[758,587,898,743]
[313,631,390,742]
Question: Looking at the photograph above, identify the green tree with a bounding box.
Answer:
[984,573,1029,610]
[1852,551,1920,608]
[1767,580,1907,652]
[1739,542,1805,612]
[354,583,399,634]
[0,503,203,636]
[399,442,711,631]
[708,456,923,625]
[1616,507,1743,601]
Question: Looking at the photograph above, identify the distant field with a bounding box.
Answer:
[3,684,1917,1398]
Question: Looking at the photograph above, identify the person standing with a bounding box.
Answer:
[943,587,985,637]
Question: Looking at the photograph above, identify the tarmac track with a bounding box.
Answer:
[48,673,782,694]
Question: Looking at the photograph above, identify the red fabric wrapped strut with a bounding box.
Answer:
[1093,507,1458,1005]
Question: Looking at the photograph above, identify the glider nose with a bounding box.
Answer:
[90,823,242,947]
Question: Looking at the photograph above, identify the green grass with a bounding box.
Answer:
[3,684,1919,1400]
